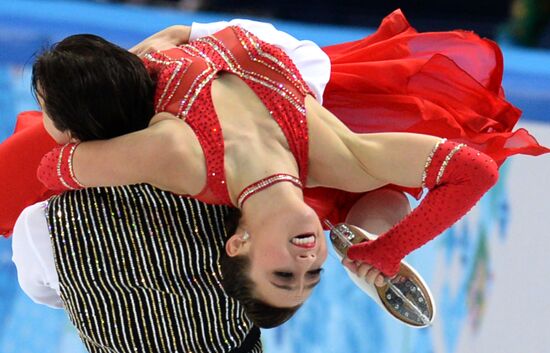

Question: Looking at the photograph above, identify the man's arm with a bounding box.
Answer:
[12,201,63,309]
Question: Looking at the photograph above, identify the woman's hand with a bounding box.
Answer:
[342,257,386,287]
[130,25,192,57]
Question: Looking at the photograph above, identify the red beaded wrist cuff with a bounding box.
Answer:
[57,143,85,190]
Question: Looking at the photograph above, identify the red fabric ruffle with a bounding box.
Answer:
[306,9,549,226]
[0,111,58,237]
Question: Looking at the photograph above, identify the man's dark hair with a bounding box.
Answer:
[32,34,155,141]
[220,208,301,329]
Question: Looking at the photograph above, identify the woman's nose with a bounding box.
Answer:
[297,253,316,261]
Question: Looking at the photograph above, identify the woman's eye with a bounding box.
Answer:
[309,268,324,275]
[275,272,293,278]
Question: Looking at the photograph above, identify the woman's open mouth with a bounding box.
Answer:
[290,233,316,249]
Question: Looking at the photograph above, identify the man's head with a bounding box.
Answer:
[32,34,155,142]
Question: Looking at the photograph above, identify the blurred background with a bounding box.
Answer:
[1,0,549,352]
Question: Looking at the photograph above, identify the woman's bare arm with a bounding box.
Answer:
[346,132,440,188]
[306,96,439,191]
[72,113,206,195]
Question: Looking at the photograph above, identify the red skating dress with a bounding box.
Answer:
[142,26,312,205]
[1,11,548,236]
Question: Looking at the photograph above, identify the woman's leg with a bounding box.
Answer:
[342,188,411,285]
[345,188,411,234]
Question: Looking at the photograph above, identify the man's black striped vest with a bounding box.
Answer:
[46,184,262,353]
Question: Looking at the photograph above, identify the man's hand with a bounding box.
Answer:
[129,25,192,57]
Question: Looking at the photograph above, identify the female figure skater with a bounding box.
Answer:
[4,11,549,327]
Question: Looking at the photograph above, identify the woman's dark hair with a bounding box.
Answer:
[220,208,301,329]
[32,34,155,141]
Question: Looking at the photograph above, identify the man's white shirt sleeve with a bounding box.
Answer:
[189,19,330,103]
[12,201,63,309]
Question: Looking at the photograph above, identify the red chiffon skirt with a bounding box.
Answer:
[304,9,550,226]
[1,9,549,236]
[0,111,57,236]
